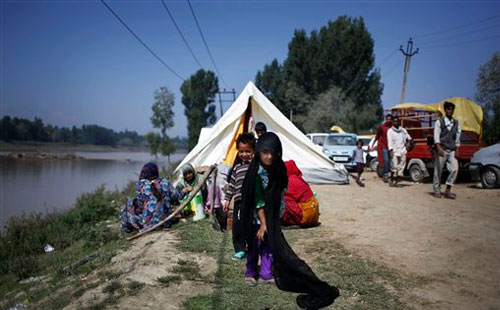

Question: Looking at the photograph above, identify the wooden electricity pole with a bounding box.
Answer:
[399,38,419,104]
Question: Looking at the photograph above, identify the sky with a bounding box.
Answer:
[1,0,499,137]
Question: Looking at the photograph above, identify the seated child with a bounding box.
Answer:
[281,160,320,227]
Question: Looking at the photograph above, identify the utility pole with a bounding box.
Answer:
[217,88,236,118]
[399,38,419,104]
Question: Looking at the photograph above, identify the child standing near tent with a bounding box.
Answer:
[223,133,256,260]
[353,140,367,187]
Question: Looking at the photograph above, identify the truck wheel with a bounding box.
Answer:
[369,158,379,172]
[480,166,500,189]
[409,164,424,183]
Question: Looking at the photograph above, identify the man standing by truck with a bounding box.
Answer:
[433,101,461,199]
[373,114,393,182]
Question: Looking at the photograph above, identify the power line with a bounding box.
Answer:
[160,0,204,69]
[384,58,405,78]
[99,0,184,81]
[419,33,500,49]
[378,49,399,67]
[413,14,500,39]
[186,0,230,88]
[419,23,500,46]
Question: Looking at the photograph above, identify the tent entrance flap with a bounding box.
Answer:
[223,97,253,166]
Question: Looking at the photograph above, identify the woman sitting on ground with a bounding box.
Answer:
[120,162,191,235]
[176,163,208,218]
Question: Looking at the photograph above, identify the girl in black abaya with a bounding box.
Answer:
[240,132,340,310]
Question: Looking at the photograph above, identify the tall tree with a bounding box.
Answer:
[150,86,176,164]
[476,52,500,145]
[302,86,357,133]
[180,70,219,150]
[255,59,286,112]
[145,132,161,159]
[255,16,383,132]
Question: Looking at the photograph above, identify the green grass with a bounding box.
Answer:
[172,259,202,281]
[103,281,122,294]
[177,220,424,310]
[157,275,182,288]
[126,281,145,296]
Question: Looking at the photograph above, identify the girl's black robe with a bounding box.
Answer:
[241,132,339,309]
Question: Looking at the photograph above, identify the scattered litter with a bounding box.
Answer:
[8,302,28,310]
[19,276,46,284]
[44,244,54,253]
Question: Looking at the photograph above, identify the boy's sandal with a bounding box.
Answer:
[444,192,456,199]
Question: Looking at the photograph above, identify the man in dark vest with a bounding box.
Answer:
[433,101,461,199]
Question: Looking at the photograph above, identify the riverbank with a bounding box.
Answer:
[1,141,188,154]
[0,141,150,153]
[0,184,134,309]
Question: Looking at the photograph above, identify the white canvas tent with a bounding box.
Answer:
[175,82,348,184]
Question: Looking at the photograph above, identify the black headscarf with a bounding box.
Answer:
[240,132,339,309]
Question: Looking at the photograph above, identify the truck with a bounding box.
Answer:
[389,97,484,183]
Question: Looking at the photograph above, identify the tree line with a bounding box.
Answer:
[0,116,144,147]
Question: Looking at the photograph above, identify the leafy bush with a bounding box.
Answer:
[0,185,128,278]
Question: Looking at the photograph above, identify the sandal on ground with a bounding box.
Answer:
[232,251,246,260]
[245,277,257,287]
[258,277,275,285]
[432,192,442,198]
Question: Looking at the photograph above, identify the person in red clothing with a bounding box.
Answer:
[281,160,320,227]
[372,114,393,182]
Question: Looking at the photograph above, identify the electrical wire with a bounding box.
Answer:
[420,33,500,49]
[378,49,399,67]
[99,0,184,81]
[186,0,230,88]
[413,14,500,39]
[418,23,500,46]
[160,0,204,69]
[383,58,404,78]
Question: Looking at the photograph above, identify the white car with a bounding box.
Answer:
[306,133,328,146]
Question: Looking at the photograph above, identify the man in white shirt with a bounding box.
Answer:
[433,101,461,199]
[387,116,412,187]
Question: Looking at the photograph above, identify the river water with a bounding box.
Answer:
[0,151,186,229]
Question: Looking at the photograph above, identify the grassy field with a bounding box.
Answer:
[176,221,425,310]
[1,184,429,310]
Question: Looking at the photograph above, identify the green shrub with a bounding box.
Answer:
[0,185,128,279]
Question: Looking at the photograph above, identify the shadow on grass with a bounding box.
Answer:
[177,220,429,310]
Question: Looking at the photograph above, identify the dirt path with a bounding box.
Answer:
[311,172,500,310]
[64,231,216,310]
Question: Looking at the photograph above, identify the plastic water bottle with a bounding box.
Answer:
[192,192,206,221]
